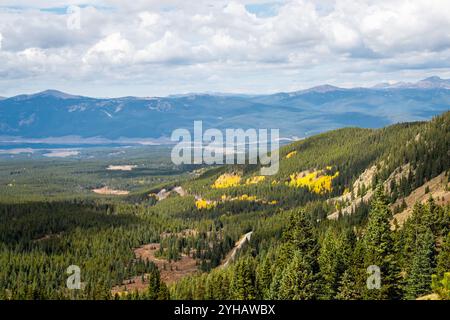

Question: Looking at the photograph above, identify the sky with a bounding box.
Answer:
[0,0,450,97]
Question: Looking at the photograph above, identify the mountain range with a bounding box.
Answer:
[0,76,449,143]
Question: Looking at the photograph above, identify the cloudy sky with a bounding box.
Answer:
[0,0,450,97]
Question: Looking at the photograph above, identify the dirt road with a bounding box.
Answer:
[220,231,253,268]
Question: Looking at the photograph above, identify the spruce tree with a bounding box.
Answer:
[268,266,284,300]
[230,257,256,300]
[318,228,342,299]
[436,232,450,278]
[363,185,401,299]
[278,252,316,300]
[157,282,170,300]
[281,209,319,272]
[146,268,161,300]
[337,237,366,299]
[336,270,358,300]
[256,253,274,299]
[405,228,435,299]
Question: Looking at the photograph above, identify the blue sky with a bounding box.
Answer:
[245,2,281,17]
[0,0,449,97]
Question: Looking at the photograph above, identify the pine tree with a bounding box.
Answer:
[318,228,342,299]
[157,282,170,300]
[268,266,284,300]
[402,203,425,272]
[281,209,319,272]
[405,228,435,299]
[230,257,256,300]
[436,232,450,278]
[336,270,358,300]
[256,253,274,299]
[277,252,316,300]
[146,268,161,300]
[337,237,366,299]
[363,185,401,299]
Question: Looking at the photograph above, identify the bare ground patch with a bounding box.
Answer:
[328,164,410,220]
[107,165,137,171]
[150,186,187,201]
[92,186,129,196]
[111,243,198,295]
[391,172,449,229]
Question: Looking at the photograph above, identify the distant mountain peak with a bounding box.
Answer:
[306,84,342,93]
[416,76,450,89]
[421,76,443,82]
[288,84,343,96]
[373,76,450,89]
[7,90,83,101]
[32,90,80,99]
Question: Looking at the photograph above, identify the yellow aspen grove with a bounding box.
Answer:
[288,170,339,194]
[212,173,241,189]
[286,151,298,159]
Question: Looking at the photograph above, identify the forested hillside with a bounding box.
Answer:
[0,111,449,300]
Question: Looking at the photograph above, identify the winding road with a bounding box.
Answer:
[220,231,253,268]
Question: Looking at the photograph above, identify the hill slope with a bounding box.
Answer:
[0,111,448,301]
[167,111,449,300]
[172,111,449,225]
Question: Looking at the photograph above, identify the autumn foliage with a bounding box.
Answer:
[288,169,339,194]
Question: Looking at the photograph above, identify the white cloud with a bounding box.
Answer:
[19,47,47,62]
[212,31,239,49]
[138,11,160,28]
[135,31,203,64]
[359,0,450,54]
[83,33,133,65]
[324,22,361,51]
[264,0,321,46]
[0,0,449,97]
